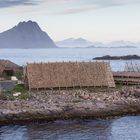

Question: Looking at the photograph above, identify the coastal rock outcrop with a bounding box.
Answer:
[0,87,140,124]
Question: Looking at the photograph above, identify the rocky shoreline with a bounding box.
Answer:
[0,87,140,124]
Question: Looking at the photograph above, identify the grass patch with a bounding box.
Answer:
[12,84,31,100]
[0,91,14,100]
[15,70,23,80]
[11,84,27,93]
[19,92,31,100]
[0,84,31,100]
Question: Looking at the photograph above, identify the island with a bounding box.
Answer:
[93,55,140,60]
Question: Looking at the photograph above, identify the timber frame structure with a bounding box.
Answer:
[24,62,115,90]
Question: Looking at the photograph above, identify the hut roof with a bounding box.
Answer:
[0,60,19,68]
[25,62,115,89]
[0,60,20,75]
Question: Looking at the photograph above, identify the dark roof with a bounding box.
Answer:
[0,60,19,68]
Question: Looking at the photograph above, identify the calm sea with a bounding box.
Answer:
[0,116,140,140]
[1,47,140,71]
[1,48,140,140]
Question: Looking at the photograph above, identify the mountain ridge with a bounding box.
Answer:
[56,38,139,48]
[0,20,57,48]
[56,38,94,48]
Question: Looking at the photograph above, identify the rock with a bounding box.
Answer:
[79,94,89,100]
[13,92,21,97]
[0,87,140,124]
[134,90,140,98]
[11,76,18,81]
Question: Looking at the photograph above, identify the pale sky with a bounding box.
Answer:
[0,0,140,42]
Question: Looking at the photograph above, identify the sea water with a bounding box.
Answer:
[0,47,140,71]
[0,116,140,140]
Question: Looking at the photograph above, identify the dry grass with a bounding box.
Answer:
[25,62,115,90]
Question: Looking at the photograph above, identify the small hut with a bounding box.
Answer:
[24,62,115,90]
[0,60,21,78]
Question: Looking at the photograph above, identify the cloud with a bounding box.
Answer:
[54,6,96,15]
[51,0,140,15]
[86,0,140,7]
[0,0,140,14]
[0,0,39,8]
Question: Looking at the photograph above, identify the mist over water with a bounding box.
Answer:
[0,47,140,71]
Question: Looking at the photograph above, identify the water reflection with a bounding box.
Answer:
[0,119,113,140]
[26,120,112,140]
[0,125,27,140]
[0,116,140,140]
[110,116,140,140]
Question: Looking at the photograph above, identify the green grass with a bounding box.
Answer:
[14,71,23,80]
[11,84,27,93]
[0,84,31,100]
[0,91,14,100]
[19,92,31,100]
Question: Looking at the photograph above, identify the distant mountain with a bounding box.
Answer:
[90,40,138,48]
[107,40,138,48]
[56,38,94,48]
[0,20,57,48]
[56,38,139,48]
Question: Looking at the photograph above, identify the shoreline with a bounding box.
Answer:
[1,87,140,125]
